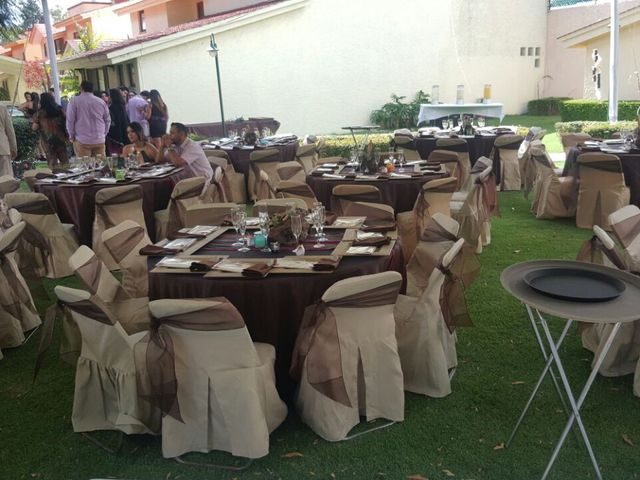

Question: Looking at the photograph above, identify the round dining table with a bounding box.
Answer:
[205,142,299,178]
[35,168,187,245]
[306,172,447,213]
[148,231,405,398]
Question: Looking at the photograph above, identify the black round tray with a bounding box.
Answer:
[523,267,626,302]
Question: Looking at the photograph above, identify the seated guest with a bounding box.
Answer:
[156,122,212,184]
[122,122,158,164]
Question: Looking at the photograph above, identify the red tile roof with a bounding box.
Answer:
[63,0,284,61]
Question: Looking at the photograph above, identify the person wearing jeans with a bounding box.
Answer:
[66,80,111,157]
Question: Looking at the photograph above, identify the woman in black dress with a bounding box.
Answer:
[122,122,158,164]
[149,89,168,149]
[107,88,129,155]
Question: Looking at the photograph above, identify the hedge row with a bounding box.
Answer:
[560,100,640,122]
[527,97,571,116]
[319,134,392,158]
[13,117,39,165]
[555,120,637,139]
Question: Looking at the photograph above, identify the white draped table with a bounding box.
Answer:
[418,103,505,124]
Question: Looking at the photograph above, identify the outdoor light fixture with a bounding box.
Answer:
[207,33,227,137]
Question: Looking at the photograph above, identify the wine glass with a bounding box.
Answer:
[477,116,486,128]
[397,149,406,168]
[258,211,271,253]
[231,206,245,247]
[237,215,250,253]
[291,213,302,246]
[441,119,449,130]
[311,208,324,249]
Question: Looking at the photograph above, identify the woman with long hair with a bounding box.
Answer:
[149,89,168,149]
[122,121,158,164]
[32,92,69,167]
[107,88,129,155]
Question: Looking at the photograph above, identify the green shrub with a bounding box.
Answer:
[0,87,9,101]
[370,91,430,129]
[559,100,640,122]
[13,117,39,168]
[527,97,571,116]
[319,134,392,158]
[555,120,636,138]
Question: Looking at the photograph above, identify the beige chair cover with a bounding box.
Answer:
[248,149,281,201]
[155,177,206,240]
[276,181,317,209]
[5,192,79,278]
[343,201,395,227]
[0,222,41,348]
[493,134,524,191]
[575,153,630,230]
[277,161,306,184]
[529,141,576,219]
[253,198,307,215]
[69,245,149,335]
[435,138,471,189]
[205,151,247,203]
[291,271,404,441]
[393,130,422,161]
[23,168,53,191]
[203,166,230,203]
[396,177,458,261]
[185,202,238,227]
[330,185,382,216]
[102,220,151,298]
[609,205,640,272]
[138,298,287,459]
[561,132,592,157]
[93,185,146,270]
[296,143,318,174]
[0,175,18,199]
[395,239,478,397]
[53,285,160,436]
[576,226,640,378]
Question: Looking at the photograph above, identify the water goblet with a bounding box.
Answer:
[237,216,250,253]
[230,206,245,247]
[441,119,449,130]
[477,116,486,128]
[290,212,303,247]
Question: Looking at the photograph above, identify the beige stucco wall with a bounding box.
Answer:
[544,0,640,99]
[204,0,263,16]
[131,4,169,36]
[137,0,548,134]
[166,0,201,26]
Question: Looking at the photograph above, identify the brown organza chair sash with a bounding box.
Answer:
[96,185,142,206]
[290,279,402,407]
[436,142,469,153]
[343,202,394,225]
[394,135,418,151]
[278,165,303,181]
[414,179,457,219]
[0,251,37,316]
[250,150,280,163]
[436,249,480,333]
[475,173,500,217]
[277,183,315,199]
[296,146,316,159]
[576,236,627,270]
[578,160,623,174]
[22,222,50,252]
[135,299,245,422]
[611,213,640,248]
[333,190,381,204]
[174,183,204,201]
[74,254,130,301]
[15,199,56,215]
[104,225,146,263]
[428,150,459,163]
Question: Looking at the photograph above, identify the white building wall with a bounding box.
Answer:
[138,0,548,135]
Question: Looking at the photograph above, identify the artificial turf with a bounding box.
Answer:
[1,191,639,480]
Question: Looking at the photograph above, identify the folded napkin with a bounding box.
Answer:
[242,263,273,278]
[139,244,180,256]
[313,258,340,271]
[361,222,397,233]
[353,236,391,247]
[189,259,219,272]
[346,246,377,255]
[275,259,315,270]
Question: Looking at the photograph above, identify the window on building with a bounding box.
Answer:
[520,47,526,56]
[197,1,205,19]
[54,38,65,55]
[139,11,146,32]
[534,58,540,68]
[73,31,80,39]
[527,47,533,56]
[535,47,541,56]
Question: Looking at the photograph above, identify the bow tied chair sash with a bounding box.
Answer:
[135,299,245,422]
[74,254,130,302]
[343,202,395,226]
[16,199,56,215]
[436,250,479,333]
[414,180,458,219]
[96,187,143,228]
[490,138,521,166]
[277,183,315,200]
[290,279,402,407]
[578,160,623,174]
[611,213,640,249]
[475,173,499,218]
[576,235,627,271]
[22,222,50,253]
[278,165,304,181]
[0,253,37,316]
[103,226,146,263]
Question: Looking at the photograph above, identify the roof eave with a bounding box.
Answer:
[559,5,640,48]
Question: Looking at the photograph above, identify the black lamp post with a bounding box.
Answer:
[207,33,227,138]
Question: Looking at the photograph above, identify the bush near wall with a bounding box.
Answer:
[560,100,640,122]
[555,120,636,139]
[13,117,39,166]
[319,134,392,158]
[527,97,571,116]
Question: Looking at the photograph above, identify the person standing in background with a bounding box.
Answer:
[32,92,69,168]
[149,89,168,150]
[66,80,111,157]
[127,90,150,138]
[0,104,17,176]
[107,88,129,155]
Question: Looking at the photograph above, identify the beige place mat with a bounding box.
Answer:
[150,255,228,274]
[181,227,232,255]
[332,239,396,257]
[203,255,342,277]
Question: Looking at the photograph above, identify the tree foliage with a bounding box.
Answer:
[0,0,43,42]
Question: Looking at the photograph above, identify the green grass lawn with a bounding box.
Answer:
[500,115,562,154]
[2,192,639,480]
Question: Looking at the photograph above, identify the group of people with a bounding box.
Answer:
[1,80,213,185]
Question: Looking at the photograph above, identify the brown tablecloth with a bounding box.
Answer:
[206,142,299,178]
[564,147,640,207]
[306,173,446,213]
[148,243,405,398]
[35,168,187,245]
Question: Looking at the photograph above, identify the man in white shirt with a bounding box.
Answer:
[157,122,212,185]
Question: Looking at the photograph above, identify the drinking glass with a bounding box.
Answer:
[313,204,327,246]
[441,119,449,130]
[477,116,486,128]
[397,149,406,167]
[237,216,250,253]
[231,206,245,247]
[291,213,302,246]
